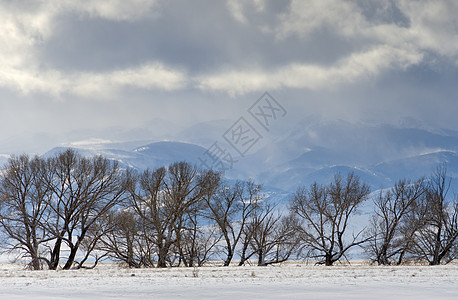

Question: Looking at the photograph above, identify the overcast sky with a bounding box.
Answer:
[1,0,457,154]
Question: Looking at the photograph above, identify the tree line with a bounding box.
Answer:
[0,149,456,270]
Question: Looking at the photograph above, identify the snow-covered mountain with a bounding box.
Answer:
[40,119,458,196]
[248,120,458,192]
[43,141,208,171]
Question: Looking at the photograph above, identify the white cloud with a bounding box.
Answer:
[197,45,423,95]
[0,6,53,69]
[198,0,457,95]
[59,0,160,21]
[0,0,457,99]
[226,0,248,24]
[0,0,188,98]
[226,0,266,24]
[396,0,458,61]
[276,0,364,39]
[277,0,458,63]
[72,63,188,98]
[0,62,187,98]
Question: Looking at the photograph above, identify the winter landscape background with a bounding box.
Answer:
[1,0,458,298]
[1,118,457,299]
[39,118,458,192]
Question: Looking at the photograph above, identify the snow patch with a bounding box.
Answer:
[0,263,456,299]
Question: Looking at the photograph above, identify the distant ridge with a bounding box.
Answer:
[37,120,458,194]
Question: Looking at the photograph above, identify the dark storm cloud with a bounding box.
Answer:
[38,0,374,74]
[39,0,303,73]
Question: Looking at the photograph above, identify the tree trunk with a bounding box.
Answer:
[238,240,250,266]
[63,246,78,270]
[257,250,265,266]
[224,249,233,266]
[377,243,390,265]
[31,233,41,270]
[396,249,406,265]
[157,243,170,268]
[378,251,389,265]
[31,256,41,270]
[50,238,62,270]
[63,230,86,270]
[430,227,442,265]
[29,243,41,270]
[325,254,333,266]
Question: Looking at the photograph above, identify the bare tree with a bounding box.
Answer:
[73,210,120,269]
[241,204,299,266]
[178,169,222,267]
[165,163,213,267]
[202,179,262,266]
[408,167,458,265]
[126,167,169,267]
[366,178,425,265]
[178,207,221,267]
[41,149,128,270]
[291,173,370,266]
[127,162,212,268]
[0,155,51,270]
[93,210,151,268]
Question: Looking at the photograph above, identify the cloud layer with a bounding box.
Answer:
[0,0,457,153]
[2,0,457,97]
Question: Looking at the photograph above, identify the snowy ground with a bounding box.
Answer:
[0,262,456,299]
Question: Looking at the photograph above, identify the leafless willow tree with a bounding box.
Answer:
[0,155,51,270]
[75,210,121,269]
[91,210,150,268]
[291,173,370,266]
[240,204,300,266]
[41,149,128,270]
[407,167,458,265]
[166,164,221,267]
[365,178,425,265]
[126,167,171,267]
[126,162,216,268]
[202,179,262,266]
[177,170,222,267]
[176,207,221,267]
[0,150,127,270]
[3,151,456,270]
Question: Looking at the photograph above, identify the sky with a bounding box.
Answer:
[1,0,458,154]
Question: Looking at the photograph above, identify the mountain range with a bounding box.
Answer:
[2,119,458,201]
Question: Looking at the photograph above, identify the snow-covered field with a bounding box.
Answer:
[0,262,456,299]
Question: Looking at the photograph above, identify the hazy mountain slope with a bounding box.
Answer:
[129,141,207,169]
[263,165,389,191]
[250,120,458,192]
[43,141,208,171]
[39,120,458,197]
[373,150,458,191]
